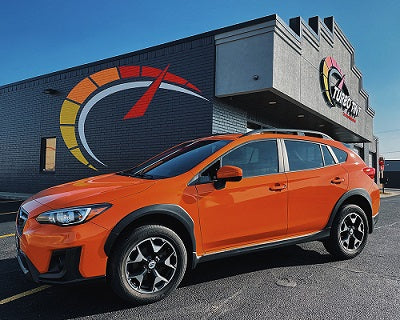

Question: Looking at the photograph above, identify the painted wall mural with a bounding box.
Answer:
[59,65,208,170]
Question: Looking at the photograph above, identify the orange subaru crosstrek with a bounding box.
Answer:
[16,129,380,304]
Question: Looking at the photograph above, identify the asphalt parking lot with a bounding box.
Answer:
[0,196,399,320]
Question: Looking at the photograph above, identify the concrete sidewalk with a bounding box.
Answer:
[380,188,400,198]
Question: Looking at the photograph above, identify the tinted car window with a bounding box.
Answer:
[285,140,323,171]
[322,145,336,166]
[198,160,221,184]
[221,140,278,178]
[124,140,231,178]
[331,146,348,163]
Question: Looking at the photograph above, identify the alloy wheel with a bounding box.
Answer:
[124,237,178,294]
[339,212,365,251]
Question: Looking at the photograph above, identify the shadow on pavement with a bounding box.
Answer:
[0,244,334,319]
[0,213,16,224]
[181,244,334,287]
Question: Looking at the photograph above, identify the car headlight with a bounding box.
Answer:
[36,204,111,226]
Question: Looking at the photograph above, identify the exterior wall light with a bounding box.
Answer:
[297,114,305,118]
[43,88,59,95]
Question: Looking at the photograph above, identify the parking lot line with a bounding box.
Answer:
[0,211,17,216]
[0,285,51,305]
[0,233,14,239]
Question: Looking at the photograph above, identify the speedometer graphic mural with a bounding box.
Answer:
[60,65,208,170]
[320,57,361,122]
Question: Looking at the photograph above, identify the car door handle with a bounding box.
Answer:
[269,183,287,191]
[331,177,345,184]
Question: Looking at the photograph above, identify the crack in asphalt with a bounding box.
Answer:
[375,221,399,230]
[201,289,243,319]
[329,265,400,283]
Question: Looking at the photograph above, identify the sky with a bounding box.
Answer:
[1,0,399,158]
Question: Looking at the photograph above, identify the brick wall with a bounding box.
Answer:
[0,36,215,193]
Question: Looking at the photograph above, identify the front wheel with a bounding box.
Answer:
[107,225,187,304]
[323,204,369,260]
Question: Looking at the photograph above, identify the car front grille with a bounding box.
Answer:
[16,207,28,236]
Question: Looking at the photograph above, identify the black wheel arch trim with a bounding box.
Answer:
[104,204,196,257]
[326,188,373,232]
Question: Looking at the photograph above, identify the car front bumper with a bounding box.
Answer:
[16,243,85,284]
[16,209,110,283]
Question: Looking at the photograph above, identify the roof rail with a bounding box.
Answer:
[242,129,333,140]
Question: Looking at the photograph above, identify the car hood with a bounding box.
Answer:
[30,173,155,210]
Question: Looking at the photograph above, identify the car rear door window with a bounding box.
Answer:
[285,140,323,171]
[221,140,278,178]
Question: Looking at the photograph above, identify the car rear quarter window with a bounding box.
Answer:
[331,146,348,163]
[221,140,278,178]
[322,145,336,166]
[285,140,323,171]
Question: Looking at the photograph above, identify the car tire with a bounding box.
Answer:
[323,204,369,260]
[107,225,187,304]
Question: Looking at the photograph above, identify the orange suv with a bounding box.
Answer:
[16,129,380,303]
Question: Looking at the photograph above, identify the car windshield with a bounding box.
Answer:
[121,139,232,179]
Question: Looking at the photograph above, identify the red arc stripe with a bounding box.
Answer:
[123,65,170,119]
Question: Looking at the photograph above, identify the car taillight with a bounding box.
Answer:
[363,167,376,179]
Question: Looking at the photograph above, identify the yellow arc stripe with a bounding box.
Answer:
[0,233,15,239]
[0,285,51,305]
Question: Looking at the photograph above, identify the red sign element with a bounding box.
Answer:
[123,65,170,119]
[379,157,385,171]
[342,112,356,123]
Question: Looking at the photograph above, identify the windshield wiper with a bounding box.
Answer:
[131,172,155,179]
[116,171,154,178]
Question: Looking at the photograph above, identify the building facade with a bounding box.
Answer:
[384,160,400,188]
[0,14,377,193]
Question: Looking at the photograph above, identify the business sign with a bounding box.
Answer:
[321,57,361,122]
[59,65,208,170]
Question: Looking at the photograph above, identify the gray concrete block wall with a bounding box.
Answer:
[215,15,375,143]
[215,22,274,97]
[212,99,247,134]
[273,16,374,142]
[0,36,215,193]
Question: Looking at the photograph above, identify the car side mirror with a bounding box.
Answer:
[217,165,243,181]
[214,165,242,190]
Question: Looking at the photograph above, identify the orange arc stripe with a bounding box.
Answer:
[67,78,97,104]
[90,67,120,87]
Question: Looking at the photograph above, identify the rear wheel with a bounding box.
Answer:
[323,204,368,260]
[107,225,187,304]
